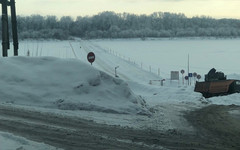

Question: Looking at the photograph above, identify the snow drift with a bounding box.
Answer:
[0,56,149,115]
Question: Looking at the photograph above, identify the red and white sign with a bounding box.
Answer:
[193,72,197,77]
[197,75,201,80]
[87,52,95,64]
[180,69,185,74]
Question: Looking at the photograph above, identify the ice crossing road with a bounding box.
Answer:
[79,40,160,83]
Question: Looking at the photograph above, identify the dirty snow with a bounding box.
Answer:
[0,131,62,150]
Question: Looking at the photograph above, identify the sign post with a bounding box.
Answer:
[185,76,189,86]
[193,72,197,84]
[188,73,193,85]
[181,69,185,85]
[115,66,119,77]
[87,52,95,65]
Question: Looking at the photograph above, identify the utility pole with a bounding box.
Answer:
[188,54,190,86]
[1,0,8,57]
[0,0,18,57]
[10,0,19,56]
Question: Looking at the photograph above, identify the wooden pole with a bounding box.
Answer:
[188,54,189,85]
[10,0,19,56]
[2,0,8,57]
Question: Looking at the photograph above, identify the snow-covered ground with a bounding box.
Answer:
[1,38,240,149]
[0,131,61,150]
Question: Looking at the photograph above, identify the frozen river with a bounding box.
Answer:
[2,38,240,78]
[93,38,240,77]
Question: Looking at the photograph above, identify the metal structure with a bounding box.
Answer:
[0,0,18,57]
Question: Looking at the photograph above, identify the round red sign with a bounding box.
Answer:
[181,69,185,74]
[87,52,95,64]
[197,75,201,80]
[193,72,197,77]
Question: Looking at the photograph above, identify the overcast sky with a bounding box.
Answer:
[16,0,240,19]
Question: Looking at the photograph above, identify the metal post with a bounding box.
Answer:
[115,66,119,78]
[182,75,184,85]
[2,0,8,57]
[10,0,18,56]
[187,54,189,85]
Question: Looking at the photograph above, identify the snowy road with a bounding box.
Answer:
[1,104,239,150]
[0,105,167,150]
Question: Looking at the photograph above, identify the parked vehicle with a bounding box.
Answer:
[194,68,240,98]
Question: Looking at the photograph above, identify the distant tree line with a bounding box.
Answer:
[1,11,240,40]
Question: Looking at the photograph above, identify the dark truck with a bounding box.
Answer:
[194,68,240,98]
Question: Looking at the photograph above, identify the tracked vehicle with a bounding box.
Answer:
[194,68,240,98]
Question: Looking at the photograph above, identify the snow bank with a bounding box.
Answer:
[207,94,240,106]
[0,57,149,115]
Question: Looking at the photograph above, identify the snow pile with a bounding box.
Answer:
[128,81,203,105]
[0,56,149,115]
[208,93,240,106]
